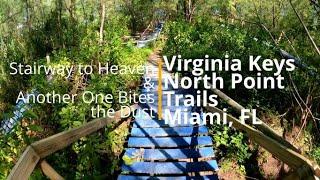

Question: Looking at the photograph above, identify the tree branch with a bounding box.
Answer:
[99,0,106,45]
[289,0,320,56]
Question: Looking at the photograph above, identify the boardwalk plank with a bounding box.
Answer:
[118,175,218,180]
[132,119,195,128]
[119,51,218,179]
[124,147,215,160]
[133,110,202,127]
[121,160,219,174]
[127,137,213,148]
[131,126,208,137]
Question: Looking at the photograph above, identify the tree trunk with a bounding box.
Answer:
[272,2,276,28]
[99,0,106,45]
[182,0,194,22]
[289,0,320,56]
[25,0,31,30]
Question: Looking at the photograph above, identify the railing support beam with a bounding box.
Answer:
[7,105,137,179]
[204,106,319,178]
[8,146,40,180]
[40,160,64,180]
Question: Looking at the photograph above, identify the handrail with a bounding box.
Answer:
[209,86,301,153]
[177,62,301,153]
[167,62,319,178]
[204,105,320,179]
[40,160,64,180]
[8,74,320,179]
[8,105,137,180]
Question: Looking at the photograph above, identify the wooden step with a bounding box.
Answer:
[121,160,219,174]
[118,175,218,180]
[137,98,191,107]
[148,95,198,104]
[141,78,172,84]
[132,118,195,128]
[138,105,195,112]
[140,88,192,94]
[131,126,208,137]
[119,61,219,179]
[127,136,213,148]
[143,74,172,79]
[140,85,176,91]
[124,147,215,161]
[133,108,201,124]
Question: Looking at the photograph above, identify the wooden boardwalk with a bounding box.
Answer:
[7,53,319,180]
[118,56,219,179]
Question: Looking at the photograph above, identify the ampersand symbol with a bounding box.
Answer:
[143,77,154,92]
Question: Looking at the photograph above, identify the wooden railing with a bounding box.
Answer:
[153,60,320,179]
[8,105,137,180]
[204,87,320,179]
[211,88,299,150]
[7,86,320,179]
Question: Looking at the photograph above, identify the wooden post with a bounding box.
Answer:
[8,105,137,179]
[40,160,64,180]
[31,105,136,158]
[8,146,40,180]
[283,165,315,180]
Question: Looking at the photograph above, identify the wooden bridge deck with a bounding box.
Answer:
[7,23,320,180]
[118,57,219,180]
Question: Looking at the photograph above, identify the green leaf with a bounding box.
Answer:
[73,121,82,127]
[122,155,134,165]
[28,125,43,132]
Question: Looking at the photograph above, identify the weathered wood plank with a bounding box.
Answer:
[208,87,300,153]
[204,106,317,174]
[131,126,208,137]
[118,175,218,180]
[133,118,163,127]
[144,105,194,112]
[138,94,191,105]
[124,147,215,160]
[31,105,137,158]
[127,136,213,148]
[283,165,316,180]
[121,160,219,174]
[40,160,64,180]
[133,112,196,127]
[7,146,40,180]
[133,119,194,127]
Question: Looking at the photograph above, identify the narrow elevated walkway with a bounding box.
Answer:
[118,53,219,179]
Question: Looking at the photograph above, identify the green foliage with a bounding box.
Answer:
[310,146,320,165]
[42,24,150,179]
[162,14,320,175]
[163,18,292,110]
[0,0,152,178]
[1,0,320,179]
[121,0,157,33]
[122,148,144,166]
[123,155,135,166]
[0,112,48,179]
[210,126,251,166]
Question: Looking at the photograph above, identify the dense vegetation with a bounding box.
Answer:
[0,1,152,179]
[162,0,320,178]
[0,0,319,179]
